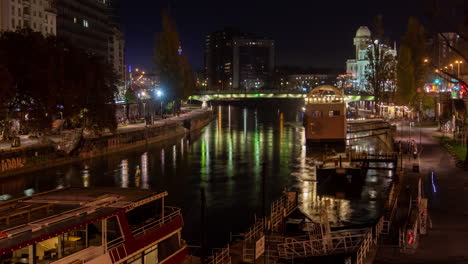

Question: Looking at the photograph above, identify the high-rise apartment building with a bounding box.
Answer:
[55,0,111,58]
[0,0,56,35]
[204,28,275,90]
[109,27,124,80]
[55,0,124,80]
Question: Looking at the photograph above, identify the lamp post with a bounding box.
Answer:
[156,89,164,119]
[455,60,463,78]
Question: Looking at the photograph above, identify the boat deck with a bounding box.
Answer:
[0,188,165,254]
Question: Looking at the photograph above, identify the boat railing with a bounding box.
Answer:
[131,206,181,237]
[107,236,125,250]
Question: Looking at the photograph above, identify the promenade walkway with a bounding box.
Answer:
[373,122,468,263]
[0,107,207,150]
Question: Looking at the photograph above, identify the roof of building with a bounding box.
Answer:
[356,26,371,38]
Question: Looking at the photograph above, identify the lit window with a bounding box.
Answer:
[73,17,77,23]
[83,20,89,27]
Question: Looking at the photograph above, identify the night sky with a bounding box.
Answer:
[120,0,422,72]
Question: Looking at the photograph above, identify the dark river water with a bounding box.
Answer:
[0,102,393,247]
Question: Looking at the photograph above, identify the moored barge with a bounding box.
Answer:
[0,188,188,264]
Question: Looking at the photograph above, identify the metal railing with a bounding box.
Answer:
[241,191,298,262]
[207,246,231,264]
[277,231,367,259]
[355,216,385,264]
[194,89,306,95]
[131,207,181,237]
[107,236,125,250]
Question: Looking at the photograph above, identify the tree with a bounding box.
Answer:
[424,0,468,166]
[153,10,195,110]
[365,15,397,112]
[397,45,416,104]
[0,29,118,137]
[397,17,428,108]
[124,89,138,120]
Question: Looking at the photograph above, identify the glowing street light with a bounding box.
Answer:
[455,60,463,77]
[155,89,164,118]
[156,90,163,98]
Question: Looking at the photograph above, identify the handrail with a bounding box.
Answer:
[107,236,125,250]
[131,207,181,237]
[207,245,231,264]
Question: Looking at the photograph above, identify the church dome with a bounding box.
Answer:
[356,26,371,38]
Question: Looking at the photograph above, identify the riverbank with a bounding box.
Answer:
[0,108,214,178]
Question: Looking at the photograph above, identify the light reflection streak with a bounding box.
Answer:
[161,149,165,175]
[228,105,231,129]
[121,159,128,188]
[141,152,149,189]
[243,108,247,137]
[173,144,177,168]
[181,138,184,156]
[82,165,90,187]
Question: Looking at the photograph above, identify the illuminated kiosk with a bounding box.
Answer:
[303,85,347,147]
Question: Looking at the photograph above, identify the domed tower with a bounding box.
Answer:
[353,26,371,59]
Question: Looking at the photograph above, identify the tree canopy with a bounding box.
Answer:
[153,10,195,103]
[0,29,118,135]
[397,17,428,107]
[365,15,397,109]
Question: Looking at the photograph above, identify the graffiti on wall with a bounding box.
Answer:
[0,157,26,172]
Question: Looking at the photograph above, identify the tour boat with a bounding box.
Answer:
[0,188,189,264]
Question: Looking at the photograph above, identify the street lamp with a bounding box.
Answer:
[155,89,164,119]
[455,60,463,78]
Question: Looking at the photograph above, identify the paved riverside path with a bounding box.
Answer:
[0,107,208,150]
[374,122,468,263]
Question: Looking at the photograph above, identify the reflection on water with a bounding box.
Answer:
[0,103,392,246]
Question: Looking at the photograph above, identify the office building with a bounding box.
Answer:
[204,28,275,90]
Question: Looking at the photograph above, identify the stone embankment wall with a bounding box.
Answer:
[0,110,213,178]
[79,110,213,158]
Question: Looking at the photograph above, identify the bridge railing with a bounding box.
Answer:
[194,89,306,95]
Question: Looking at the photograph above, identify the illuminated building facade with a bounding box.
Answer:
[346,26,397,92]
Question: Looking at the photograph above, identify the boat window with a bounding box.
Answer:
[144,244,158,264]
[36,235,60,263]
[107,216,123,243]
[0,245,31,264]
[311,111,321,117]
[126,200,162,233]
[88,220,103,247]
[34,227,88,263]
[124,253,142,264]
[158,234,180,262]
[63,228,87,257]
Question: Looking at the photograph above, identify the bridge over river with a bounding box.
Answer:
[189,90,375,102]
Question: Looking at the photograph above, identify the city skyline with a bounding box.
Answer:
[120,0,421,72]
